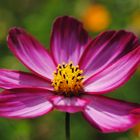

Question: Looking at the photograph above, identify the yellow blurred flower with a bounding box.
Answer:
[0,8,14,41]
[132,123,140,137]
[0,21,8,41]
[81,4,111,32]
[129,10,140,35]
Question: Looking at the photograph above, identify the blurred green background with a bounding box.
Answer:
[0,0,140,140]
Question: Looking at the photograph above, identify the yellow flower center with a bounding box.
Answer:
[52,62,84,96]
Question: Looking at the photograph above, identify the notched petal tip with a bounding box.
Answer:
[7,27,24,45]
[53,16,83,25]
[8,27,24,38]
[9,27,22,34]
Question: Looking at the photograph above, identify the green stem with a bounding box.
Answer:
[65,112,70,140]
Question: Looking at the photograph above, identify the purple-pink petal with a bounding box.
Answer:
[0,69,53,90]
[84,45,140,94]
[50,16,90,65]
[131,109,140,116]
[51,95,88,113]
[8,27,56,80]
[79,30,139,79]
[0,89,54,118]
[82,95,140,133]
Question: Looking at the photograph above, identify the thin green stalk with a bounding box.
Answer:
[65,112,70,140]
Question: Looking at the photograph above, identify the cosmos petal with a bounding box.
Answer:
[7,27,56,80]
[50,16,90,65]
[0,89,53,118]
[0,69,53,90]
[84,45,140,94]
[82,95,140,133]
[131,108,140,114]
[51,95,88,113]
[79,30,139,79]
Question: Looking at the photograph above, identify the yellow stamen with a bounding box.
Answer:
[52,62,84,96]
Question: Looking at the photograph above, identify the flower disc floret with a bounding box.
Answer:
[52,62,84,96]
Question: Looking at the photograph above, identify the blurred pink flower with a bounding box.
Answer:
[0,16,140,133]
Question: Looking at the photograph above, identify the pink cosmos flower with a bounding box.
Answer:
[0,16,140,133]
